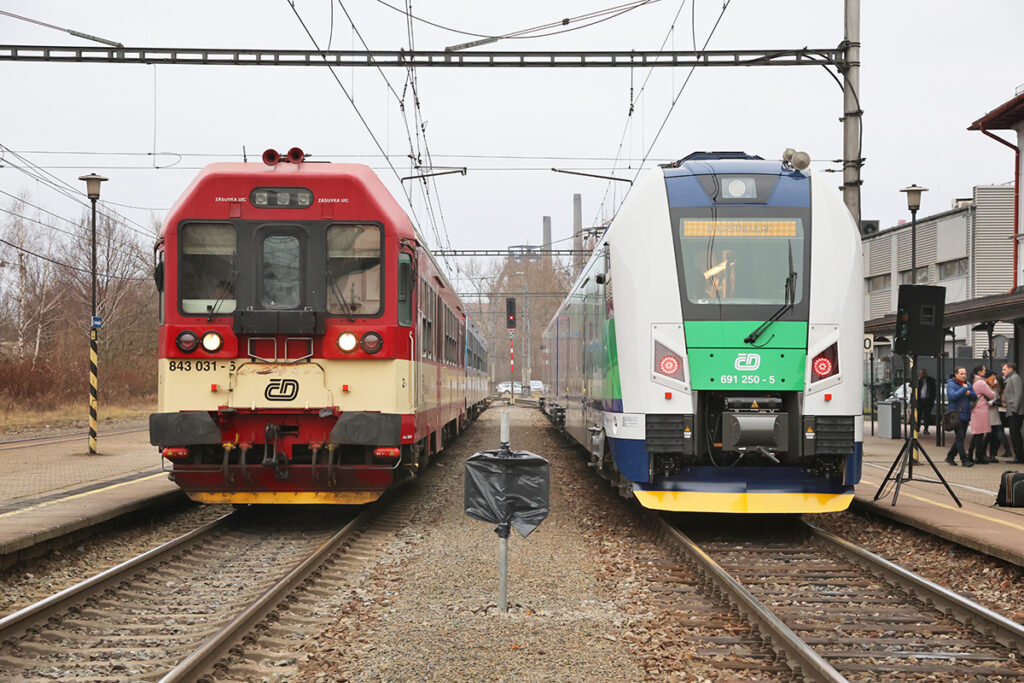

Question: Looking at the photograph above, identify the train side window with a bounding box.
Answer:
[180,223,236,315]
[398,253,413,327]
[327,224,382,316]
[261,234,302,309]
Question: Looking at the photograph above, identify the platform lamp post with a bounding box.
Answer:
[899,185,928,446]
[79,173,108,455]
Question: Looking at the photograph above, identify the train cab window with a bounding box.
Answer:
[677,216,806,306]
[179,223,236,315]
[327,224,382,316]
[398,252,413,327]
[261,234,302,309]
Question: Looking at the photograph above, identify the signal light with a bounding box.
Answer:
[658,355,680,376]
[262,149,281,166]
[506,297,516,329]
[176,330,199,353]
[361,331,383,354]
[811,343,840,382]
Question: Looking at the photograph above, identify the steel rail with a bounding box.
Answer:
[0,45,845,69]
[805,521,1024,653]
[160,503,376,682]
[0,425,147,450]
[657,516,847,683]
[0,513,232,638]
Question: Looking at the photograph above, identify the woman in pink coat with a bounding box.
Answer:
[969,365,996,464]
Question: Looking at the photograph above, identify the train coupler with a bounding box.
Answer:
[274,451,290,481]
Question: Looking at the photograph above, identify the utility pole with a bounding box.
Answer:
[842,0,862,227]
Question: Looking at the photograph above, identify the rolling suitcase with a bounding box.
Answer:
[996,471,1024,507]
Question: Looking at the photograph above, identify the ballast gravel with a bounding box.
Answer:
[297,406,729,682]
[0,503,230,617]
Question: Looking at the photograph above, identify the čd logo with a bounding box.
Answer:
[734,353,761,371]
[265,378,299,401]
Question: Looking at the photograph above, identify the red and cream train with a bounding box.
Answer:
[149,148,488,504]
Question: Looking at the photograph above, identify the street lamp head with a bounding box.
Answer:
[79,173,108,200]
[900,184,928,212]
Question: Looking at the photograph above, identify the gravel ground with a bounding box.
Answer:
[811,509,1024,623]
[0,502,230,617]
[297,406,740,682]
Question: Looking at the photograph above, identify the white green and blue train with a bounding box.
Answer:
[540,151,863,513]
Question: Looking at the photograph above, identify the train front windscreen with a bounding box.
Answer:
[671,208,811,321]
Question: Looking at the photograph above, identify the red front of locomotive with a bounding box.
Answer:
[149,153,429,504]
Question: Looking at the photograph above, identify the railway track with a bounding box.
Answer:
[657,514,1024,681]
[0,497,408,682]
[0,426,148,451]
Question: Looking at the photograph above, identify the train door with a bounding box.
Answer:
[398,249,415,412]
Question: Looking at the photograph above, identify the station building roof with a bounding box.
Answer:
[968,90,1024,131]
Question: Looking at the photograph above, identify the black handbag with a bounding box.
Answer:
[941,410,960,432]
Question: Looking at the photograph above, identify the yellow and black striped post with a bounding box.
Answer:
[80,173,107,456]
[89,327,98,454]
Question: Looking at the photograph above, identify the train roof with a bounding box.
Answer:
[662,151,800,178]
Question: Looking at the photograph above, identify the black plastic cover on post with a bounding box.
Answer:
[464,449,549,538]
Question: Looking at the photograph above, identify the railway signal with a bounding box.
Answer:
[506,297,516,329]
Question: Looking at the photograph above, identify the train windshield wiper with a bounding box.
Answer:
[206,271,237,322]
[743,243,796,345]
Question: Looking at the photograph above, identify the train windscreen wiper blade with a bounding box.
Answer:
[744,243,796,345]
[206,270,237,322]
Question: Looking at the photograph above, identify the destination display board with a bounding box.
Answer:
[682,219,798,238]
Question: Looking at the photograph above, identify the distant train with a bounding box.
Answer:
[149,148,488,504]
[540,151,863,513]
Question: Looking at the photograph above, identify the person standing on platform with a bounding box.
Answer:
[986,371,1008,461]
[968,365,995,464]
[1001,362,1024,462]
[945,367,976,467]
[917,368,937,435]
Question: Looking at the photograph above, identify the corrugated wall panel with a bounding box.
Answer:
[868,234,890,275]
[869,290,891,319]
[973,185,1014,297]
[896,230,912,271]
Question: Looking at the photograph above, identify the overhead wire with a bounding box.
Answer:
[594,0,690,225]
[617,0,733,211]
[0,236,147,282]
[0,144,155,238]
[371,0,661,41]
[284,0,423,230]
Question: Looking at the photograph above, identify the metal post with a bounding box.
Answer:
[937,349,946,447]
[89,196,98,455]
[500,411,510,448]
[510,333,515,405]
[842,0,862,227]
[498,534,508,613]
[870,349,875,436]
[497,409,510,613]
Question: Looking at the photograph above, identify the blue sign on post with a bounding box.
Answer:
[91,316,102,329]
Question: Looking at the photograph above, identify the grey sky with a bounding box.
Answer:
[2,0,1021,286]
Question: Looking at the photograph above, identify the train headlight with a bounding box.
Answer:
[337,331,358,352]
[176,330,199,353]
[811,343,840,382]
[360,331,383,354]
[201,331,223,353]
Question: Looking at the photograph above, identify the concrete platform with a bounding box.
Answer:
[0,422,185,567]
[855,424,1024,568]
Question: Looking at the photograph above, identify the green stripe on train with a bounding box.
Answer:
[685,321,807,391]
[606,317,622,400]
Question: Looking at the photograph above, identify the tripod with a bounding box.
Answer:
[873,355,962,507]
